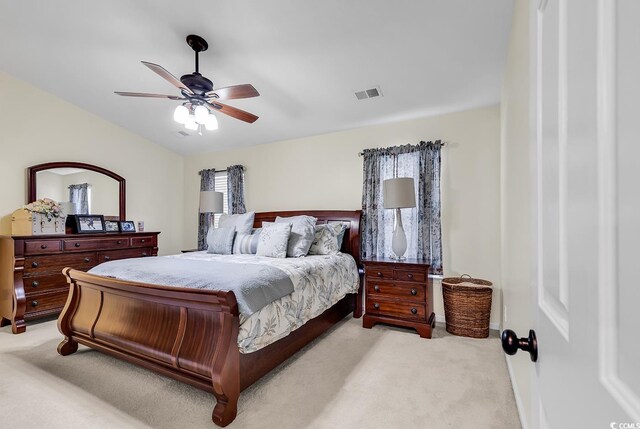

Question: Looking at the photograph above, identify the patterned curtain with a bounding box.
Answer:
[68,183,89,215]
[198,169,216,251]
[361,141,442,274]
[227,165,246,214]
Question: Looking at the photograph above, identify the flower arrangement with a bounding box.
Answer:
[24,198,62,221]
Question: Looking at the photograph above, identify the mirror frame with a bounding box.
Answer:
[27,162,126,220]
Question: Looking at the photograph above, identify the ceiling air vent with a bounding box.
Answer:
[354,86,382,100]
[177,130,190,137]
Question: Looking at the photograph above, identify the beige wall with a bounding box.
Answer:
[58,170,120,216]
[184,105,503,325]
[500,1,532,428]
[0,72,185,255]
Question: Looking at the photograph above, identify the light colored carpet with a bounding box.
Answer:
[0,317,520,429]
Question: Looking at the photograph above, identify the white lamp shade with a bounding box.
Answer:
[205,113,219,130]
[383,177,416,209]
[194,105,209,124]
[173,105,189,124]
[199,191,224,213]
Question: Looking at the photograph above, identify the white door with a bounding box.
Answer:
[521,0,640,427]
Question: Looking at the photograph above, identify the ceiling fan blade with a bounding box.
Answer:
[141,61,194,95]
[115,91,184,100]
[206,101,259,123]
[206,84,260,100]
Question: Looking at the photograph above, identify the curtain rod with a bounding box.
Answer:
[357,140,446,157]
[198,166,246,175]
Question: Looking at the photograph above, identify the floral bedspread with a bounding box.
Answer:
[165,252,359,353]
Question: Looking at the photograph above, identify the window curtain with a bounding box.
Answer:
[361,141,442,274]
[68,183,89,215]
[198,169,216,251]
[226,165,246,214]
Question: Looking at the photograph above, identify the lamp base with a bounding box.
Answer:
[389,254,407,261]
[391,208,408,260]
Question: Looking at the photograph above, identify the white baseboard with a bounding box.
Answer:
[505,355,529,429]
[435,314,501,332]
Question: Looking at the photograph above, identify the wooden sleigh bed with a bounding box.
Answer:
[56,210,363,427]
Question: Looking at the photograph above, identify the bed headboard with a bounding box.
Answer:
[253,210,362,267]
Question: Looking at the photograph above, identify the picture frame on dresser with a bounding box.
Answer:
[104,220,120,232]
[76,215,106,233]
[119,220,136,232]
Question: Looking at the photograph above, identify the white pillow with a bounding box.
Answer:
[308,222,347,255]
[218,211,255,235]
[206,226,236,255]
[275,215,317,257]
[256,222,292,258]
[233,229,262,254]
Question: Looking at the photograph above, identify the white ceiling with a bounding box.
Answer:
[0,0,514,155]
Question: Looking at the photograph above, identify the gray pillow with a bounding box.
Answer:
[275,215,317,257]
[206,226,236,255]
[308,222,347,255]
[218,211,255,235]
[233,228,262,254]
[256,222,292,258]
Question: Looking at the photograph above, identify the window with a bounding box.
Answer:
[213,171,228,227]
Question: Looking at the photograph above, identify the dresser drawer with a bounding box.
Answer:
[395,270,426,283]
[131,236,155,248]
[365,266,394,280]
[98,248,153,263]
[23,273,68,294]
[24,240,62,255]
[366,299,426,321]
[25,291,68,315]
[63,238,129,252]
[23,252,98,276]
[367,280,425,302]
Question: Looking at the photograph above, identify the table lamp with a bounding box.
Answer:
[383,177,416,260]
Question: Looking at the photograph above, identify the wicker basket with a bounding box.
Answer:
[442,274,493,338]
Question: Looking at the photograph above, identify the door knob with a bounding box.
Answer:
[501,329,538,362]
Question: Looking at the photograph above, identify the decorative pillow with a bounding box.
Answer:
[206,226,236,255]
[256,222,292,258]
[275,215,317,257]
[218,211,255,235]
[308,222,347,255]
[233,228,262,254]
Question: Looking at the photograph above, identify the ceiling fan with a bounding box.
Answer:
[115,34,259,132]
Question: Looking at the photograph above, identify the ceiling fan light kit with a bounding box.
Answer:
[115,34,259,135]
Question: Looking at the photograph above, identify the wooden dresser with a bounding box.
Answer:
[362,257,435,338]
[0,232,159,334]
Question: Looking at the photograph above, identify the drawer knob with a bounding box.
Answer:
[74,242,81,247]
[104,256,110,261]
[142,252,148,257]
[373,285,380,292]
[40,244,48,249]
[411,307,417,315]
[117,240,122,245]
[377,272,383,277]
[373,303,380,309]
[407,273,414,279]
[141,239,146,243]
[32,280,39,288]
[411,289,417,296]
[31,300,39,307]
[84,257,91,263]
[31,261,39,268]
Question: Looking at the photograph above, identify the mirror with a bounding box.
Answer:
[28,162,126,220]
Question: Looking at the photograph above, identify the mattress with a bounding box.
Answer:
[92,251,360,354]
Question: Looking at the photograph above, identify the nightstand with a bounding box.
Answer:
[362,257,435,338]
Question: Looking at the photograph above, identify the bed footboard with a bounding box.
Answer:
[57,268,241,427]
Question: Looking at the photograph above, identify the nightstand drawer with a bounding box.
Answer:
[395,270,426,283]
[365,266,394,280]
[367,280,425,301]
[366,299,426,321]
